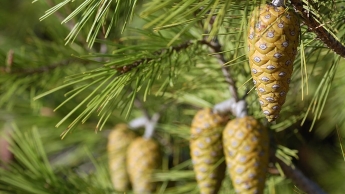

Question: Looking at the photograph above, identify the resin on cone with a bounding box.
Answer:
[127,137,161,194]
[247,3,300,121]
[223,116,269,194]
[190,108,227,194]
[107,124,137,192]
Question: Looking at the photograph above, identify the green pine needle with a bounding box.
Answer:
[37,0,140,47]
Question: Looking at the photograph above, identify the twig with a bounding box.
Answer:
[199,39,240,102]
[116,41,193,74]
[273,155,327,194]
[198,15,246,117]
[206,15,240,102]
[113,35,241,108]
[290,0,345,58]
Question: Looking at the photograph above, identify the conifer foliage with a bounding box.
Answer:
[1,0,345,194]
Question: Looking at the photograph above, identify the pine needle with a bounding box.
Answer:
[336,125,345,161]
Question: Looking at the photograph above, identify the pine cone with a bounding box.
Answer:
[247,4,300,121]
[127,137,161,194]
[190,108,227,194]
[107,124,137,192]
[223,116,269,194]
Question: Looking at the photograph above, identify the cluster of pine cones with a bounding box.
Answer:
[107,2,300,194]
[190,109,269,194]
[190,2,300,194]
[107,124,161,194]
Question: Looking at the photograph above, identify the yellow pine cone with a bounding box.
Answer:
[107,124,137,192]
[223,116,269,194]
[190,108,227,194]
[247,4,300,121]
[127,137,161,194]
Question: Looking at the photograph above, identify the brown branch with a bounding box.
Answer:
[272,155,327,194]
[199,39,240,102]
[291,0,345,58]
[204,14,240,102]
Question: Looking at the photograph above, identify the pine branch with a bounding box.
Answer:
[34,36,199,133]
[291,0,345,58]
[199,14,246,117]
[275,156,327,194]
[182,38,248,118]
[200,12,240,102]
[116,41,193,74]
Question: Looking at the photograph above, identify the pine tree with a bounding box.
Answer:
[1,0,345,193]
